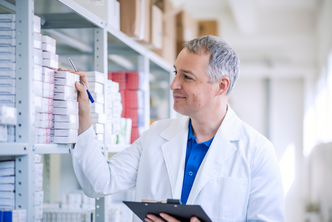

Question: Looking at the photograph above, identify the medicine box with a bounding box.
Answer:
[53,121,79,130]
[34,32,42,49]
[53,114,78,123]
[52,136,77,144]
[35,113,52,121]
[0,38,15,47]
[0,30,15,39]
[0,105,17,125]
[35,120,53,129]
[42,58,58,70]
[34,190,44,206]
[0,78,15,87]
[53,107,78,115]
[0,62,15,71]
[0,47,15,55]
[53,91,77,101]
[89,92,104,104]
[42,51,59,61]
[0,54,15,63]
[0,95,15,103]
[34,163,43,178]
[0,86,15,94]
[0,14,16,22]
[54,76,80,88]
[34,177,43,191]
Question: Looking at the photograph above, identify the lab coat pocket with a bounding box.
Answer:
[201,177,248,221]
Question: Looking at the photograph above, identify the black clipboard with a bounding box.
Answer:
[123,199,212,222]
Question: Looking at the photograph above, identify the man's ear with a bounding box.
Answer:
[216,76,230,96]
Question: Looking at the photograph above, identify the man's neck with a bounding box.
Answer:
[190,103,228,143]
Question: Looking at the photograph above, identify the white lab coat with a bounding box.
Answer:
[71,107,285,222]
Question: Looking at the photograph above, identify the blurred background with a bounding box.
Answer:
[170,0,331,221]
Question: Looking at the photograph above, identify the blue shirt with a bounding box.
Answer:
[180,119,214,204]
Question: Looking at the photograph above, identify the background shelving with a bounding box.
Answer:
[0,0,174,221]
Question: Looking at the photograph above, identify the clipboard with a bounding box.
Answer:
[123,199,212,222]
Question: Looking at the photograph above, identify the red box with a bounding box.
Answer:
[124,108,138,127]
[131,127,139,144]
[124,90,138,109]
[126,71,139,90]
[109,71,126,90]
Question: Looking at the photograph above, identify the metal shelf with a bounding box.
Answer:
[34,144,73,154]
[35,0,105,29]
[0,143,30,156]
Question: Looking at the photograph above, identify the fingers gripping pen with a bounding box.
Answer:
[68,57,95,103]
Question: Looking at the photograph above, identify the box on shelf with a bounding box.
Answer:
[136,0,151,44]
[198,20,219,37]
[0,78,15,87]
[0,14,16,22]
[0,30,15,39]
[34,48,42,66]
[42,35,56,54]
[34,15,41,33]
[34,190,44,206]
[0,62,15,71]
[120,0,142,39]
[0,54,15,63]
[0,38,15,47]
[0,46,15,55]
[0,86,15,95]
[0,124,7,142]
[53,121,78,130]
[34,177,43,192]
[1,209,26,222]
[108,0,120,30]
[176,11,198,55]
[0,95,15,103]
[34,33,42,49]
[0,105,17,125]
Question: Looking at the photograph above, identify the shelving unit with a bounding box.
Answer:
[0,0,175,221]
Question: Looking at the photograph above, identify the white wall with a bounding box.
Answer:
[231,77,304,222]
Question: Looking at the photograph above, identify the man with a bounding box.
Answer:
[72,35,285,222]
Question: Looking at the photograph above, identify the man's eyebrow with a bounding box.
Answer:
[180,69,194,75]
[173,65,195,75]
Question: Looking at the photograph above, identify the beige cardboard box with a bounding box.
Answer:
[150,5,163,49]
[120,0,142,38]
[198,20,219,37]
[176,11,198,42]
[137,0,151,44]
[152,0,176,63]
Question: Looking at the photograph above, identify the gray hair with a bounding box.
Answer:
[183,35,240,95]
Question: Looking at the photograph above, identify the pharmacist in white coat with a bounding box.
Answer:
[72,35,285,222]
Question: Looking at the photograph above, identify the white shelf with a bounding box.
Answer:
[107,144,130,153]
[0,143,29,155]
[34,144,73,154]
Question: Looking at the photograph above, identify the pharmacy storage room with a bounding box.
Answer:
[0,0,331,221]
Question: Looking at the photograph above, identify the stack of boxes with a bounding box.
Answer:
[109,71,144,144]
[0,209,26,222]
[34,15,58,144]
[87,71,106,145]
[0,105,17,142]
[34,154,44,221]
[51,71,79,144]
[105,80,124,145]
[0,160,15,209]
[0,14,16,142]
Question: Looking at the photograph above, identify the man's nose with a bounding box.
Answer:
[170,74,180,91]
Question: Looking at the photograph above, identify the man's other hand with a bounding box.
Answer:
[145,213,201,222]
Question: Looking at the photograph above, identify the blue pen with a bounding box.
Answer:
[68,57,95,103]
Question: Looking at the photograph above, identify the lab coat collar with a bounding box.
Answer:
[159,106,243,202]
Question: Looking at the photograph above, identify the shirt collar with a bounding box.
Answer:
[188,119,214,147]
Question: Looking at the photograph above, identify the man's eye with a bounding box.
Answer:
[173,71,177,75]
[184,75,192,80]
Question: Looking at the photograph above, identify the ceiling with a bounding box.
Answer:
[171,0,319,78]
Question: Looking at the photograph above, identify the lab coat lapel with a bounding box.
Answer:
[160,117,189,199]
[187,107,242,204]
